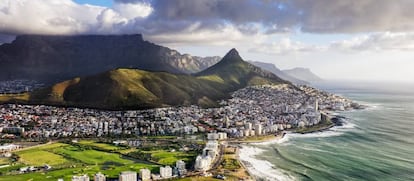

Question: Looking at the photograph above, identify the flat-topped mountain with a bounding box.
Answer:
[20,49,288,110]
[0,34,219,83]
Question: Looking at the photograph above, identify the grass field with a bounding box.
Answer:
[53,145,134,165]
[77,140,122,151]
[0,162,159,181]
[17,150,70,166]
[142,150,197,166]
[0,158,10,165]
[0,142,160,181]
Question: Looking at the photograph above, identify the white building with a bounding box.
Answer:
[139,169,151,181]
[176,160,187,176]
[119,171,137,181]
[255,123,262,136]
[94,172,105,181]
[218,132,227,140]
[160,166,172,178]
[195,155,212,171]
[0,144,19,153]
[207,133,219,140]
[245,122,252,130]
[72,174,90,181]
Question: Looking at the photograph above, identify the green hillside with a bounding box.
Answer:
[13,49,288,109]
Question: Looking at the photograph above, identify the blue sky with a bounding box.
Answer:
[1,0,414,82]
[74,0,112,7]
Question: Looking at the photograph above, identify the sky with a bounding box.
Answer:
[0,0,413,82]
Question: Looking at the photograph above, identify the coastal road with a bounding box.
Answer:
[209,143,225,171]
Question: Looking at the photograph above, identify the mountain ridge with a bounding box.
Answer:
[0,34,220,83]
[249,61,309,85]
[283,67,323,82]
[10,49,289,110]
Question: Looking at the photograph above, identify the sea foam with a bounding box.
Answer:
[239,146,296,181]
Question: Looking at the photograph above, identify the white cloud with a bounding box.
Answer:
[249,38,325,55]
[249,32,414,55]
[112,2,152,19]
[330,32,414,51]
[0,0,152,35]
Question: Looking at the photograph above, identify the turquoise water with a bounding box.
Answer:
[254,82,414,181]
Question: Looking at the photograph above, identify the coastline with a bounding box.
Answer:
[235,115,353,181]
[236,133,294,181]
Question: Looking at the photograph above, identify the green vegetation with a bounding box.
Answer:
[128,149,197,166]
[10,49,287,110]
[17,150,70,166]
[0,158,11,165]
[53,145,133,165]
[0,142,159,181]
[221,156,241,170]
[77,140,123,151]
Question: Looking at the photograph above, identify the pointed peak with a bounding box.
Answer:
[220,48,243,64]
[226,48,240,57]
[229,48,239,54]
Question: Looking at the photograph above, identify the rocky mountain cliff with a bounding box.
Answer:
[0,34,220,83]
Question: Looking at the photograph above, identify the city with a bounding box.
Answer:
[0,83,360,180]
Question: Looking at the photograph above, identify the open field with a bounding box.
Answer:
[0,163,159,181]
[0,142,159,181]
[77,140,122,151]
[17,150,70,166]
[145,150,196,165]
[127,148,197,166]
[53,145,134,165]
[0,158,10,165]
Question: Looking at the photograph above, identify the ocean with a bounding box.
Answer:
[239,81,414,181]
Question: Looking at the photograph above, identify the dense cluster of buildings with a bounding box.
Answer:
[0,83,361,180]
[0,80,44,94]
[0,84,358,140]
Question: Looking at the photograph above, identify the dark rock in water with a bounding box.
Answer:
[331,117,345,126]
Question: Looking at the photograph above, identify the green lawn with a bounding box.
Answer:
[143,150,196,166]
[0,162,159,181]
[0,158,10,165]
[53,145,134,165]
[77,140,122,151]
[17,150,70,166]
[0,142,160,181]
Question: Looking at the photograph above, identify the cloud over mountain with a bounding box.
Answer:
[1,0,414,53]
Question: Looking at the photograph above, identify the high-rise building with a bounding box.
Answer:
[72,174,90,181]
[255,123,262,136]
[176,160,187,176]
[94,172,105,181]
[119,171,137,181]
[218,132,227,140]
[160,166,172,178]
[245,122,252,130]
[139,168,151,181]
